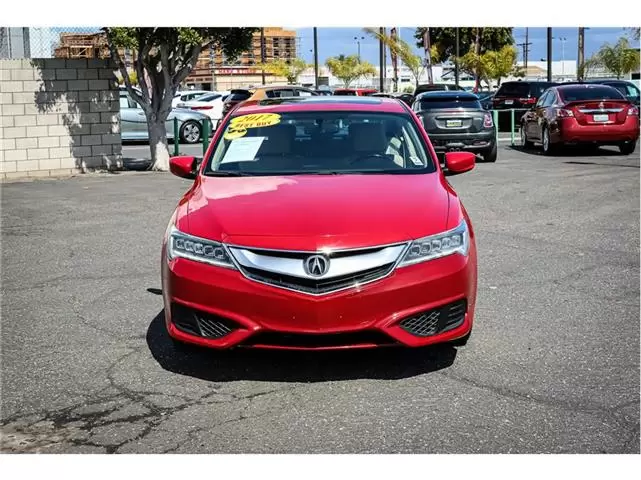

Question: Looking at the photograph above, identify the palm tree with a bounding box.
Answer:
[596,37,640,79]
[363,28,431,89]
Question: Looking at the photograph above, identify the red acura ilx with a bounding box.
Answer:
[162,96,478,351]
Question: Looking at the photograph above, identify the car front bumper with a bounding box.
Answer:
[161,244,477,351]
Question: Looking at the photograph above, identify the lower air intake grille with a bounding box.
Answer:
[399,299,467,337]
[171,303,237,339]
[242,330,397,349]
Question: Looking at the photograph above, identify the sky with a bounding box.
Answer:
[294,27,639,65]
[29,26,639,65]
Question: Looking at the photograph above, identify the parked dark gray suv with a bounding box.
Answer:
[413,91,497,162]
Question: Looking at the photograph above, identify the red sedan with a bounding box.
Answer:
[162,96,478,351]
[521,84,639,155]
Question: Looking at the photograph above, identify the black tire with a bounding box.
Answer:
[541,126,557,156]
[482,142,498,162]
[179,120,202,144]
[450,329,472,347]
[619,140,637,155]
[520,124,534,149]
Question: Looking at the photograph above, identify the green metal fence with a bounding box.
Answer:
[172,118,212,157]
[491,108,531,147]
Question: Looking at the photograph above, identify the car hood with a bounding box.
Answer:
[185,173,453,251]
[169,108,209,120]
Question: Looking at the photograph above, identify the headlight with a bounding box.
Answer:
[399,220,469,267]
[167,225,236,269]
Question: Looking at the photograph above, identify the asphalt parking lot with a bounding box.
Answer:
[1,144,639,453]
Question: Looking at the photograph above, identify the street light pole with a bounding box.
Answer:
[313,27,319,89]
[354,36,364,62]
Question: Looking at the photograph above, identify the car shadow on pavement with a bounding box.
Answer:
[509,144,627,157]
[146,310,457,382]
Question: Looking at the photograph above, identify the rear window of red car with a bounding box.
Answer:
[559,86,625,102]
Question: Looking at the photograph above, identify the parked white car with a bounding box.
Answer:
[171,90,211,108]
[176,91,230,129]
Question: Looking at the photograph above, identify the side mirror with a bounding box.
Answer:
[169,156,197,180]
[444,151,475,176]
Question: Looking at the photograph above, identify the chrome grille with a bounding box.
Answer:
[242,263,395,295]
[228,242,408,295]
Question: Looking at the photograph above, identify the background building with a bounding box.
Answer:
[49,28,297,91]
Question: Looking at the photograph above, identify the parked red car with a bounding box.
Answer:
[162,96,478,351]
[521,84,640,155]
[333,88,378,96]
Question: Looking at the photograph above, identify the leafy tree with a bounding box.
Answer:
[628,27,640,41]
[458,49,490,90]
[595,37,640,79]
[482,45,523,87]
[259,58,309,84]
[116,70,138,86]
[325,54,376,88]
[415,27,514,63]
[364,28,428,89]
[104,27,257,171]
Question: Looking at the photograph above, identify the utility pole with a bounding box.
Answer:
[391,27,399,92]
[379,27,385,92]
[577,27,585,81]
[525,27,529,68]
[423,27,433,84]
[260,28,266,85]
[454,27,459,88]
[546,27,552,82]
[313,27,319,89]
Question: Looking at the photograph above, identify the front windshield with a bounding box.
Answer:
[205,111,436,176]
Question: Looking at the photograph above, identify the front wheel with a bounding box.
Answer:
[179,120,202,144]
[619,140,637,155]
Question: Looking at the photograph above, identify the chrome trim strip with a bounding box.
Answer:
[228,244,407,280]
[577,108,622,113]
[223,242,412,296]
[223,240,409,254]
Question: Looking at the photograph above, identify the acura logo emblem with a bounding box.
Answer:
[304,254,330,277]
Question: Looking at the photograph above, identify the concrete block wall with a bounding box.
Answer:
[0,58,122,180]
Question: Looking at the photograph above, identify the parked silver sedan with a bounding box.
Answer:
[119,91,211,144]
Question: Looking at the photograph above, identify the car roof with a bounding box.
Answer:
[233,96,407,115]
[501,80,557,85]
[416,90,479,99]
[556,83,620,91]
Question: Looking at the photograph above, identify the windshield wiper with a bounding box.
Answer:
[206,171,254,177]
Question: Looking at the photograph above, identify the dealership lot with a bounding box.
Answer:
[1,144,639,453]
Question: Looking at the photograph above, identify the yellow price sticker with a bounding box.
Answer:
[223,113,281,140]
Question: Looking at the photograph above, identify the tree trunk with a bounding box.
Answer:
[148,119,171,171]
